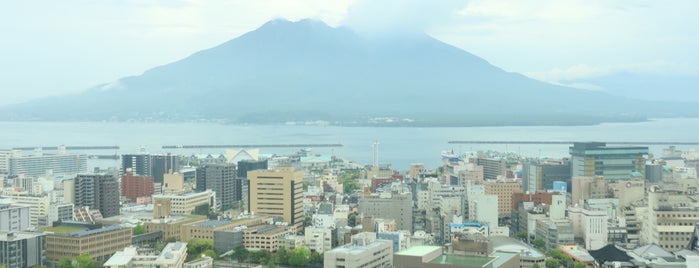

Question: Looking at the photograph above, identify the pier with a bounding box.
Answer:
[162,144,343,149]
[12,145,120,150]
[447,141,699,145]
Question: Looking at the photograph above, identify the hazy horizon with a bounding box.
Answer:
[1,0,697,105]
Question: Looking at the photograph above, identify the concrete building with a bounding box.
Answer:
[490,236,545,268]
[181,216,269,241]
[324,232,393,268]
[484,178,522,217]
[243,224,295,251]
[214,228,244,254]
[121,153,151,177]
[522,159,571,193]
[104,242,188,268]
[153,190,216,218]
[248,167,304,231]
[568,202,609,250]
[535,218,574,252]
[196,163,238,209]
[394,245,519,268]
[641,188,699,251]
[570,142,648,182]
[0,231,47,268]
[144,215,207,241]
[475,157,507,180]
[150,154,180,184]
[162,172,185,194]
[43,223,132,262]
[121,171,155,203]
[359,192,413,233]
[511,190,554,212]
[5,194,50,227]
[74,173,120,218]
[4,149,87,177]
[0,199,31,231]
[305,226,335,253]
[571,176,609,206]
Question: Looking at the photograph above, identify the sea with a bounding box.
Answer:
[1,118,698,171]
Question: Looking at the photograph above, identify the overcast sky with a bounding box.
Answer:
[0,0,697,105]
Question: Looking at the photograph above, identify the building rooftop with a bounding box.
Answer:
[489,236,544,258]
[194,220,232,228]
[429,254,496,267]
[558,245,595,262]
[395,245,441,256]
[0,231,45,241]
[40,226,85,233]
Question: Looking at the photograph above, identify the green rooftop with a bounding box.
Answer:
[429,254,495,267]
[395,246,441,256]
[40,226,84,233]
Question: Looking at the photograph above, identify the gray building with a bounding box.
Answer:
[0,199,31,232]
[74,174,120,218]
[359,193,413,233]
[475,157,507,180]
[645,163,663,183]
[522,160,571,192]
[6,150,87,177]
[0,231,46,268]
[570,142,648,182]
[196,164,238,209]
[214,229,244,254]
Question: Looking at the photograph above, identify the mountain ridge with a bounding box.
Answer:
[1,19,696,126]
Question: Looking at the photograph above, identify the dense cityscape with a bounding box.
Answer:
[2,141,699,268]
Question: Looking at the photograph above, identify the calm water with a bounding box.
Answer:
[1,118,698,171]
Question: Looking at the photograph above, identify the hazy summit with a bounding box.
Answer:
[1,19,695,126]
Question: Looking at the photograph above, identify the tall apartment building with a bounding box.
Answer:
[74,174,120,218]
[569,142,648,182]
[568,202,609,250]
[196,164,237,209]
[359,192,413,233]
[3,149,87,177]
[5,194,49,227]
[484,178,522,217]
[121,153,150,177]
[120,171,155,202]
[151,154,180,184]
[248,167,304,231]
[0,232,47,268]
[522,159,571,193]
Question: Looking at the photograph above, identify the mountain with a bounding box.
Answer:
[1,19,696,126]
[561,73,699,103]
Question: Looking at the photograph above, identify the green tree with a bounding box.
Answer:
[545,259,560,268]
[533,238,545,250]
[574,262,586,268]
[202,249,218,259]
[58,257,72,268]
[288,247,310,267]
[232,245,249,264]
[76,253,97,268]
[309,251,322,264]
[187,239,215,261]
[348,213,358,226]
[516,231,528,240]
[133,222,145,235]
[532,264,540,268]
[275,247,289,265]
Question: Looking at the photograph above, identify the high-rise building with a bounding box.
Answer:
[248,167,304,231]
[484,178,522,217]
[120,171,155,202]
[196,164,237,209]
[571,176,608,206]
[569,142,648,182]
[151,154,180,184]
[475,157,507,180]
[522,159,571,193]
[121,154,150,177]
[74,174,120,218]
[237,159,268,210]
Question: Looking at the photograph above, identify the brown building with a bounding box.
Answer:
[121,171,155,203]
[243,224,295,251]
[43,223,132,262]
[484,178,522,217]
[181,216,269,241]
[512,190,555,211]
[144,215,207,241]
[571,176,609,206]
[248,167,304,232]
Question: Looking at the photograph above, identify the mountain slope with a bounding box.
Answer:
[1,19,695,126]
